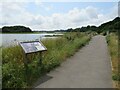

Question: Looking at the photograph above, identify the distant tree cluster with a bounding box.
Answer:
[98,17,120,34]
[2,26,32,33]
[54,17,120,34]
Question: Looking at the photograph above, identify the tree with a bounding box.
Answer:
[2,26,32,33]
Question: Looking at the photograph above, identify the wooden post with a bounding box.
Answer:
[24,54,29,84]
[39,52,42,65]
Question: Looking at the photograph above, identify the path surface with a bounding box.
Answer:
[36,35,113,88]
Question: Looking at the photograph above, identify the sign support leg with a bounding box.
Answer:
[24,54,29,85]
[39,52,42,65]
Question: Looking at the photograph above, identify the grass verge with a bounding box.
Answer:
[2,32,91,88]
[106,33,119,88]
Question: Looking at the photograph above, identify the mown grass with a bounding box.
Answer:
[2,32,91,88]
[106,33,119,88]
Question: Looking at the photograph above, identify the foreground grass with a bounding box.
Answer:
[0,47,2,89]
[2,32,91,88]
[106,33,119,88]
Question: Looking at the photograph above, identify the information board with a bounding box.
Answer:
[20,41,47,54]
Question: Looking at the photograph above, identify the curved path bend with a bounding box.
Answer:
[36,35,113,88]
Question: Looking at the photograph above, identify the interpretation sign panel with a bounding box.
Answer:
[20,41,47,54]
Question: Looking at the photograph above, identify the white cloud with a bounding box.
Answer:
[1,2,118,31]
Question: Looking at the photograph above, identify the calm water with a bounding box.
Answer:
[1,33,63,47]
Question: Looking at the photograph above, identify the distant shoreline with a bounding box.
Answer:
[0,31,64,34]
[0,32,42,34]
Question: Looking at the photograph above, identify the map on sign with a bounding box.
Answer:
[20,41,47,54]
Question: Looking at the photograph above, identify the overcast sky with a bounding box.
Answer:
[0,0,119,31]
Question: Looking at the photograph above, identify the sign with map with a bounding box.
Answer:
[20,41,47,54]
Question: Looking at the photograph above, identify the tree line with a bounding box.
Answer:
[1,17,120,33]
[62,17,120,34]
[1,26,32,33]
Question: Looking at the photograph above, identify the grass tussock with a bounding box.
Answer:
[106,33,119,88]
[2,32,91,88]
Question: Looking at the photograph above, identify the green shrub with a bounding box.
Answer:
[112,74,120,81]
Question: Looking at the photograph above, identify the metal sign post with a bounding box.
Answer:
[19,41,47,83]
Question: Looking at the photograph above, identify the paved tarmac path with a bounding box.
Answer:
[36,35,113,88]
